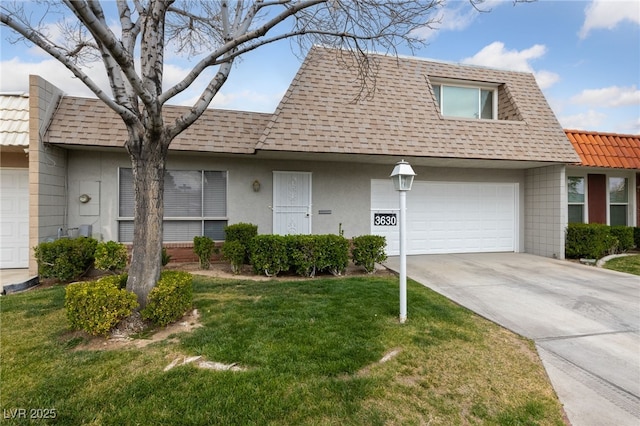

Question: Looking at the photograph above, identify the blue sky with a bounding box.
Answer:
[1,0,639,134]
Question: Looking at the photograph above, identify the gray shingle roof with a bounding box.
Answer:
[43,46,579,164]
[45,97,271,154]
[256,46,579,163]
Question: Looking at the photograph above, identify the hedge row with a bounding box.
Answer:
[35,238,129,282]
[220,233,386,277]
[566,223,636,259]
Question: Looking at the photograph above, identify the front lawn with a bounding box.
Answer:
[0,276,566,425]
[604,254,640,276]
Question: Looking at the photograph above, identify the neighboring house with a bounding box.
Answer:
[24,46,581,275]
[565,130,640,227]
[0,93,30,268]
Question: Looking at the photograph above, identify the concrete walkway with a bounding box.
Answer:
[384,253,640,426]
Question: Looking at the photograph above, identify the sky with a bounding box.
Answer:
[1,0,639,134]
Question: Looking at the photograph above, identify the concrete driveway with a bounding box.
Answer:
[384,253,640,426]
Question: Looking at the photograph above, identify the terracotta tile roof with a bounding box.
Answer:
[45,97,271,154]
[257,46,580,163]
[565,129,640,170]
[0,94,29,146]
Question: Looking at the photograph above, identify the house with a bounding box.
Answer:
[24,46,582,275]
[565,130,640,227]
[0,93,30,268]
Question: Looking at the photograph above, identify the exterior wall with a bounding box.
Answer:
[0,151,28,168]
[566,166,637,227]
[524,165,567,259]
[28,76,65,274]
[66,150,527,253]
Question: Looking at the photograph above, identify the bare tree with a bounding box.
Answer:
[1,0,487,306]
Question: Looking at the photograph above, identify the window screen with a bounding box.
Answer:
[118,168,228,242]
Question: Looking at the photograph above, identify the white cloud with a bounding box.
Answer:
[209,89,283,113]
[570,85,640,108]
[462,41,560,89]
[411,0,505,41]
[534,70,561,90]
[579,0,640,39]
[559,109,608,130]
[0,57,110,97]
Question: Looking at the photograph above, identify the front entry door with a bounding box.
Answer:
[273,171,312,235]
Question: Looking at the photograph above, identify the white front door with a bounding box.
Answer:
[0,168,29,268]
[273,171,312,235]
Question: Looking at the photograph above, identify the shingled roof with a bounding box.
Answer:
[44,46,580,164]
[565,129,640,170]
[45,97,271,154]
[257,46,579,163]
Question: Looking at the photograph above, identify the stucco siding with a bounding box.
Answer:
[65,151,526,254]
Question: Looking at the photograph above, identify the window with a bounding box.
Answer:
[609,177,628,226]
[432,83,495,119]
[568,176,585,223]
[118,168,227,242]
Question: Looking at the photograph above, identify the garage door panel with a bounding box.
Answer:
[372,180,517,256]
[0,168,29,268]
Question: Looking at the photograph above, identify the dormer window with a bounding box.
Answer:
[432,81,498,120]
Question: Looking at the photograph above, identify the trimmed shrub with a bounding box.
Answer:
[635,227,640,249]
[65,278,138,336]
[225,223,258,263]
[96,273,128,290]
[141,271,193,327]
[565,223,615,259]
[316,234,350,276]
[286,235,318,277]
[35,237,98,282]
[94,241,128,272]
[610,226,634,253]
[351,235,387,273]
[222,240,245,274]
[251,235,288,277]
[193,236,216,269]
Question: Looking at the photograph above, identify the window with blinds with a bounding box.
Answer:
[118,168,228,242]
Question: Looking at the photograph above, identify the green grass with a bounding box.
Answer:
[0,276,566,425]
[604,254,640,275]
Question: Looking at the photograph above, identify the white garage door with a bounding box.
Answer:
[1,168,29,268]
[372,180,517,255]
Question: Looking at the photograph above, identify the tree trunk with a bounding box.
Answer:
[126,131,167,309]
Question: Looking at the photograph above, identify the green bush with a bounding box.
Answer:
[565,223,616,259]
[96,273,128,290]
[286,235,318,277]
[610,226,635,252]
[94,241,128,272]
[251,235,288,277]
[222,240,245,274]
[316,234,350,276]
[65,278,138,336]
[34,237,98,282]
[225,223,258,263]
[351,235,387,273]
[141,271,193,327]
[634,227,640,249]
[277,234,351,277]
[162,247,172,266]
[193,236,216,269]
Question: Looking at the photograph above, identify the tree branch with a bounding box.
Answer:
[0,10,137,123]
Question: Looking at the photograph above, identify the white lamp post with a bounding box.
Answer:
[390,159,415,323]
